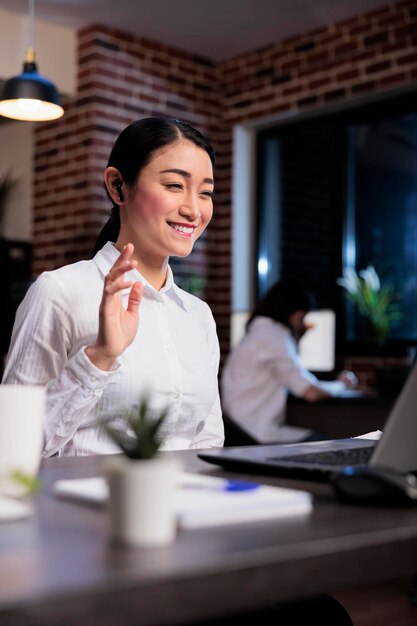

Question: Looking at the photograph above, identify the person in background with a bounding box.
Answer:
[3,117,224,456]
[221,279,358,444]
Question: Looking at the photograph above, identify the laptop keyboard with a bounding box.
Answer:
[270,445,375,467]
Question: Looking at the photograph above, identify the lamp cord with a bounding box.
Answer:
[28,0,35,51]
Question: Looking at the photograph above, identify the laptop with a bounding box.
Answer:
[199,361,417,482]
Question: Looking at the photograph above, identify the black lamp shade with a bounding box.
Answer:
[0,60,64,122]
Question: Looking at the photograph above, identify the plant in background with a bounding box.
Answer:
[175,273,207,297]
[104,396,168,460]
[337,265,402,345]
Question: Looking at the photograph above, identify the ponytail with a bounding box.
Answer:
[92,205,120,257]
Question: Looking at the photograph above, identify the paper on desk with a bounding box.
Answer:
[53,473,312,528]
[0,495,32,522]
[354,430,383,440]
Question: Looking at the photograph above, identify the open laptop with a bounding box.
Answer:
[199,361,417,482]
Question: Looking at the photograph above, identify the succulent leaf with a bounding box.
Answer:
[104,396,168,460]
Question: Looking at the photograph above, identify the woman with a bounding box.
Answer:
[221,279,357,444]
[3,117,224,457]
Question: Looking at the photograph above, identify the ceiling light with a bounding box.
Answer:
[0,0,64,122]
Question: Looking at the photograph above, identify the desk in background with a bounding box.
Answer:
[286,392,393,438]
[1,451,417,626]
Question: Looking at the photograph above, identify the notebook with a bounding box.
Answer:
[53,472,313,528]
[199,360,417,482]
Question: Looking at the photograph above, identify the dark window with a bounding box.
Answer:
[347,118,417,342]
[256,90,417,357]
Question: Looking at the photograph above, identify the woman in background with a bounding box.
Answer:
[3,117,224,456]
[221,279,357,444]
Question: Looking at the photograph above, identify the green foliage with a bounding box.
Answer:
[178,274,207,296]
[105,397,168,460]
[10,470,41,494]
[337,265,402,344]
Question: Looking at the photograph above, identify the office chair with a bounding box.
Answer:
[222,413,259,447]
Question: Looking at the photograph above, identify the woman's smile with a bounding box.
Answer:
[167,221,197,237]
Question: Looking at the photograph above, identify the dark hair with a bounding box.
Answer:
[92,117,216,255]
[247,279,315,330]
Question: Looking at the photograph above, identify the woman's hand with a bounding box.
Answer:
[337,370,358,389]
[86,243,144,370]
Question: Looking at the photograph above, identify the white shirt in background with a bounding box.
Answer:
[3,242,224,457]
[221,317,343,443]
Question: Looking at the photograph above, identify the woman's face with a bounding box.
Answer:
[119,139,214,262]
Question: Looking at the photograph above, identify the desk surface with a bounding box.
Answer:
[1,451,417,626]
[287,392,393,437]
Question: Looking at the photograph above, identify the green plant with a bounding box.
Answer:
[178,274,207,297]
[105,397,168,460]
[10,470,41,494]
[337,265,402,344]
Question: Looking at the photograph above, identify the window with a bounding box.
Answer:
[255,90,417,355]
[346,117,417,342]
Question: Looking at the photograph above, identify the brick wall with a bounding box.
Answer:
[32,1,417,361]
[32,24,221,303]
[215,0,417,358]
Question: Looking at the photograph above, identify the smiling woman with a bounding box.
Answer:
[2,117,224,457]
[104,137,214,289]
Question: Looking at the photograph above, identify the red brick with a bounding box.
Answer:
[32,5,417,360]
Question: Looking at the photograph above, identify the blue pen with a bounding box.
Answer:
[223,480,260,492]
[180,472,259,492]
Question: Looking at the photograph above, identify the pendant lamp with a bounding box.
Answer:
[0,0,64,122]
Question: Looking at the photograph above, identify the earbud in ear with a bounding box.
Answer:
[116,182,124,202]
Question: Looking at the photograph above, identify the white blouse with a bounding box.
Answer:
[3,242,224,456]
[221,317,317,443]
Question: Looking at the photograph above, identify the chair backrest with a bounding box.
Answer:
[222,413,259,447]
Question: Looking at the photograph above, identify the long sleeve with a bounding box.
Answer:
[2,272,119,457]
[3,244,225,456]
[221,317,314,442]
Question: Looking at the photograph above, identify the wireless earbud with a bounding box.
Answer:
[116,182,124,202]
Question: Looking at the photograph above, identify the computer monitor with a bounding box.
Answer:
[230,311,250,348]
[298,309,336,372]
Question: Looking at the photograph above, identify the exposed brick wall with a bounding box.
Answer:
[215,0,417,358]
[32,1,417,361]
[32,24,221,303]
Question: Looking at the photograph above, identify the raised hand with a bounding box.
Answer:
[86,243,144,370]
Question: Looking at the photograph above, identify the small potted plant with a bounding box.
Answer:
[104,397,182,547]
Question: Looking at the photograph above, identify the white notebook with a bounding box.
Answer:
[53,473,312,529]
[0,495,32,522]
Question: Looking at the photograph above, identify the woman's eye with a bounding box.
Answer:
[201,190,214,199]
[165,183,183,190]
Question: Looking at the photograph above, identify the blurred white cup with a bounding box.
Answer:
[0,385,45,497]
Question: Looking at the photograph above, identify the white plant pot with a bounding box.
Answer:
[105,454,182,547]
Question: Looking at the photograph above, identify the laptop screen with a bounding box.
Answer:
[298,310,336,372]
